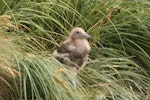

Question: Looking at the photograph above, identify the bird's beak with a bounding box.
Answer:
[80,33,91,39]
[85,34,91,39]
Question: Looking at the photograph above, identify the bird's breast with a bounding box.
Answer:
[73,39,91,54]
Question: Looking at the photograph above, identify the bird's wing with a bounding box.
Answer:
[57,42,84,60]
[68,51,84,67]
[54,41,85,67]
[57,42,71,53]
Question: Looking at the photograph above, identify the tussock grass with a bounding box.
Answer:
[0,0,150,99]
[0,35,20,100]
[19,55,85,100]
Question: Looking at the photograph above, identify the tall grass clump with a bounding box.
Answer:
[0,34,20,100]
[0,0,150,99]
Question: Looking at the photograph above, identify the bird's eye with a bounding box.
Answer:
[76,31,80,34]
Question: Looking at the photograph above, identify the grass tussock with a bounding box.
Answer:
[0,0,150,100]
[0,35,20,100]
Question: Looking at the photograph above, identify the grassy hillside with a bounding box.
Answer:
[0,0,150,99]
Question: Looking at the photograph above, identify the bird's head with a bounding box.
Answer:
[70,27,90,39]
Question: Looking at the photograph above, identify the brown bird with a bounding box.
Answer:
[53,27,91,76]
